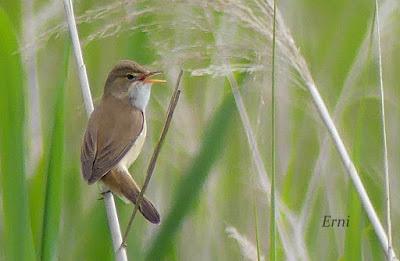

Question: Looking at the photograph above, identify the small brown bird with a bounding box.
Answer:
[80,60,166,224]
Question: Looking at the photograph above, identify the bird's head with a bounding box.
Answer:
[104,60,166,110]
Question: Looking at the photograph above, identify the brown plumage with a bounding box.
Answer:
[102,168,160,223]
[80,60,160,224]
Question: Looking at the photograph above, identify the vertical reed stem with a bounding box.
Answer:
[270,0,277,260]
[375,1,393,259]
[62,1,127,260]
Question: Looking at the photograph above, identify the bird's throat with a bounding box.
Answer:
[128,83,151,111]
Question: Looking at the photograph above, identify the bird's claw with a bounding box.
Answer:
[98,190,111,200]
[119,241,127,249]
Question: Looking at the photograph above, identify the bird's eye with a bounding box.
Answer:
[126,74,136,80]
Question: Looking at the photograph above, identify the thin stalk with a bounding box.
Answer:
[253,198,261,261]
[375,1,393,260]
[62,0,127,260]
[307,78,398,259]
[306,80,397,259]
[121,70,183,246]
[270,0,277,260]
[300,1,376,227]
[63,0,93,114]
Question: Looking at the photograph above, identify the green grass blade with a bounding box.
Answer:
[29,154,51,256]
[0,1,20,33]
[146,89,236,261]
[40,43,69,261]
[0,8,35,261]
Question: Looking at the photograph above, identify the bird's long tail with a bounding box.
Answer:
[101,168,160,224]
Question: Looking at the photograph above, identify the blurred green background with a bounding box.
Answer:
[0,0,399,260]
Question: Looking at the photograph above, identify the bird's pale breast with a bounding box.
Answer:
[117,118,147,170]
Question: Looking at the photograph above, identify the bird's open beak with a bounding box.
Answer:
[143,71,167,84]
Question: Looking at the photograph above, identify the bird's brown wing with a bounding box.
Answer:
[80,96,144,184]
